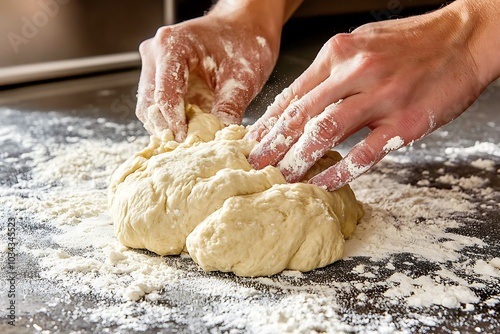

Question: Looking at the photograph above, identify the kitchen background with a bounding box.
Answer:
[0,0,446,86]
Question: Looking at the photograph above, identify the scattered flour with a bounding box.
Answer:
[473,258,500,278]
[471,158,496,171]
[444,142,500,157]
[384,273,480,309]
[1,112,499,333]
[436,174,490,190]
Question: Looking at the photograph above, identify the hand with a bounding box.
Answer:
[136,5,281,141]
[247,0,500,190]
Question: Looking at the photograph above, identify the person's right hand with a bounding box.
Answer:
[135,2,286,141]
[246,0,500,191]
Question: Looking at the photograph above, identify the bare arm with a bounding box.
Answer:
[464,0,500,82]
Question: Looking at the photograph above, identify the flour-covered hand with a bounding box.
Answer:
[247,0,500,190]
[135,1,291,141]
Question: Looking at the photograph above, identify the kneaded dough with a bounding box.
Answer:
[109,105,364,277]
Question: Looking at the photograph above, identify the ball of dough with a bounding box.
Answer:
[187,183,346,276]
[108,105,364,276]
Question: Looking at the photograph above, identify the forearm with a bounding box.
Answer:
[467,0,500,82]
[209,0,304,58]
[212,0,303,23]
[445,0,500,83]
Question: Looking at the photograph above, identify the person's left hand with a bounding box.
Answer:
[136,9,280,141]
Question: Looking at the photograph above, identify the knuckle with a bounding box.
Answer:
[324,33,383,75]
[266,116,278,129]
[374,82,408,110]
[135,108,144,120]
[384,80,407,99]
[396,108,428,139]
[354,142,378,167]
[282,102,308,130]
[154,92,171,108]
[138,39,151,55]
[316,114,340,143]
[214,102,241,118]
[325,33,352,55]
[358,52,380,70]
[281,86,294,101]
[273,86,297,111]
[286,85,300,101]
[352,22,380,37]
[155,26,173,39]
[154,26,188,50]
[345,50,382,79]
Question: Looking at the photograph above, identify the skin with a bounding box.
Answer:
[136,0,302,141]
[137,0,500,189]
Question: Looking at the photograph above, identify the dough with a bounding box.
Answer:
[109,105,364,277]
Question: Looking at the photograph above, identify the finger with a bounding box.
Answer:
[154,41,195,141]
[211,55,269,126]
[211,76,254,126]
[248,74,355,170]
[136,40,156,132]
[309,127,407,191]
[278,94,371,182]
[245,85,298,141]
[245,46,334,142]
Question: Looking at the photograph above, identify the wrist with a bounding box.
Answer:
[450,0,500,83]
[208,0,290,59]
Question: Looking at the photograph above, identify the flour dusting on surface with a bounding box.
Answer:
[0,108,499,333]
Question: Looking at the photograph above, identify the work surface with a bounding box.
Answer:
[1,64,500,333]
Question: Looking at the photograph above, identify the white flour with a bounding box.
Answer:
[0,112,499,333]
[383,136,405,152]
[471,158,496,171]
[256,36,267,48]
[444,142,500,157]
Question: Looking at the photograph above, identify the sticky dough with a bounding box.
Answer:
[108,95,363,277]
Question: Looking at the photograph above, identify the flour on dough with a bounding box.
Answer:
[109,93,363,277]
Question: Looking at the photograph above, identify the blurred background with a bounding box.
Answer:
[0,0,446,87]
